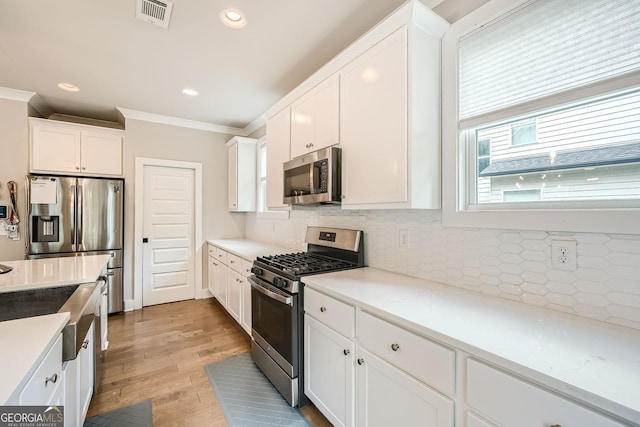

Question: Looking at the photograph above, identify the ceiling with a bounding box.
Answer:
[0,0,488,131]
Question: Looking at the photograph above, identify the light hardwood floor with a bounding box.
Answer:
[88,298,332,426]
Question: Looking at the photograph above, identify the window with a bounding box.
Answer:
[441,0,640,233]
[510,119,536,146]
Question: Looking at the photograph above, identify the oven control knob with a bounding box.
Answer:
[251,266,263,276]
[274,277,289,288]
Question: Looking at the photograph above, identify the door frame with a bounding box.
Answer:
[133,157,203,310]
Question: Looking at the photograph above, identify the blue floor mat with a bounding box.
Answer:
[83,400,152,427]
[204,353,311,427]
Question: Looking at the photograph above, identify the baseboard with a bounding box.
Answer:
[124,299,135,312]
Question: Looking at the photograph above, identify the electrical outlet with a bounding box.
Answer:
[551,239,577,271]
[399,229,409,249]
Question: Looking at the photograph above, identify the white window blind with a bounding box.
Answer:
[458,0,640,126]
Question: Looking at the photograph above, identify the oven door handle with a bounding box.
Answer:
[249,276,293,306]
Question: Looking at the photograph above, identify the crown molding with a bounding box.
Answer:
[0,87,36,102]
[117,107,249,135]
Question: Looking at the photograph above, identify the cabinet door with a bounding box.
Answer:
[227,269,242,322]
[291,92,315,158]
[78,322,95,422]
[313,74,340,153]
[81,131,123,176]
[304,314,355,427]
[216,263,228,306]
[31,123,82,173]
[266,107,291,209]
[340,27,408,207]
[241,259,253,334]
[208,256,218,297]
[228,142,239,210]
[356,348,453,427]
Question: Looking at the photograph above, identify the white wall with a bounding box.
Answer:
[0,98,29,261]
[245,207,640,331]
[122,119,245,303]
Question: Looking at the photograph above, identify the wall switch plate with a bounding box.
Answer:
[551,239,577,271]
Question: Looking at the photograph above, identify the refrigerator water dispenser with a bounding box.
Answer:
[32,216,59,242]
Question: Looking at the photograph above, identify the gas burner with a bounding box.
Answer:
[256,252,357,277]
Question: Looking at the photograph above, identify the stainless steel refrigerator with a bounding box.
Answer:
[26,175,124,313]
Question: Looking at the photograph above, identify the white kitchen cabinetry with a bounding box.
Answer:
[30,117,124,177]
[208,244,257,336]
[64,321,95,427]
[356,347,453,427]
[304,287,453,426]
[290,74,340,159]
[265,107,291,209]
[240,259,253,334]
[226,136,257,212]
[19,333,64,406]
[466,359,626,427]
[339,11,448,209]
[226,253,243,323]
[305,314,355,427]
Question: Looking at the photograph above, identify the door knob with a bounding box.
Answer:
[143,237,148,243]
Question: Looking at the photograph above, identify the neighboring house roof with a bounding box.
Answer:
[479,141,640,177]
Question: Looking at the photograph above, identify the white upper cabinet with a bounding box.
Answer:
[340,9,448,209]
[226,136,257,212]
[290,74,340,159]
[265,107,291,209]
[30,117,124,176]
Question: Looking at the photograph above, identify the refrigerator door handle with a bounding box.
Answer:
[77,185,83,251]
[70,184,76,251]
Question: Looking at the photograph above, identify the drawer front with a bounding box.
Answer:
[227,253,242,273]
[357,311,455,396]
[207,244,218,259]
[466,359,626,427]
[216,248,228,265]
[20,334,63,404]
[241,259,253,277]
[304,287,355,338]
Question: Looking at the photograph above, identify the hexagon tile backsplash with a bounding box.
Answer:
[245,207,640,330]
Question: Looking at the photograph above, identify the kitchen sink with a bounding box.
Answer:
[0,285,79,322]
[0,281,101,361]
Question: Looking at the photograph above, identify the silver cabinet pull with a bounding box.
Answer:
[320,306,327,312]
[391,343,400,351]
[45,373,58,386]
[82,339,89,349]
[357,358,364,365]
[343,349,350,356]
[550,425,562,427]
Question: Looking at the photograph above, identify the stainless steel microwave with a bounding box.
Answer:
[283,146,341,205]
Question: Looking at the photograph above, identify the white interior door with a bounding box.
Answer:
[142,165,195,306]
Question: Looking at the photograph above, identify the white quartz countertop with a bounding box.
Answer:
[303,267,640,423]
[208,239,293,261]
[0,254,111,293]
[0,312,70,404]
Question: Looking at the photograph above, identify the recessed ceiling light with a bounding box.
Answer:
[57,82,79,92]
[220,9,246,28]
[182,88,199,96]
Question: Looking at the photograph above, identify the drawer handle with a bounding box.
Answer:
[357,358,364,365]
[45,373,58,386]
[320,306,327,312]
[82,339,89,349]
[550,425,562,427]
[343,349,350,356]
[391,343,400,351]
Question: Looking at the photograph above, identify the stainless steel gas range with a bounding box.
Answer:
[249,226,365,407]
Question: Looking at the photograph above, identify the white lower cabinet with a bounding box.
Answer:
[466,412,494,427]
[227,269,242,323]
[64,321,95,427]
[304,314,355,427]
[241,259,253,334]
[19,333,64,406]
[304,288,452,426]
[207,244,256,336]
[466,359,626,427]
[356,347,453,427]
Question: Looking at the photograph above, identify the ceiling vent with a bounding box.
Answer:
[136,0,173,29]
